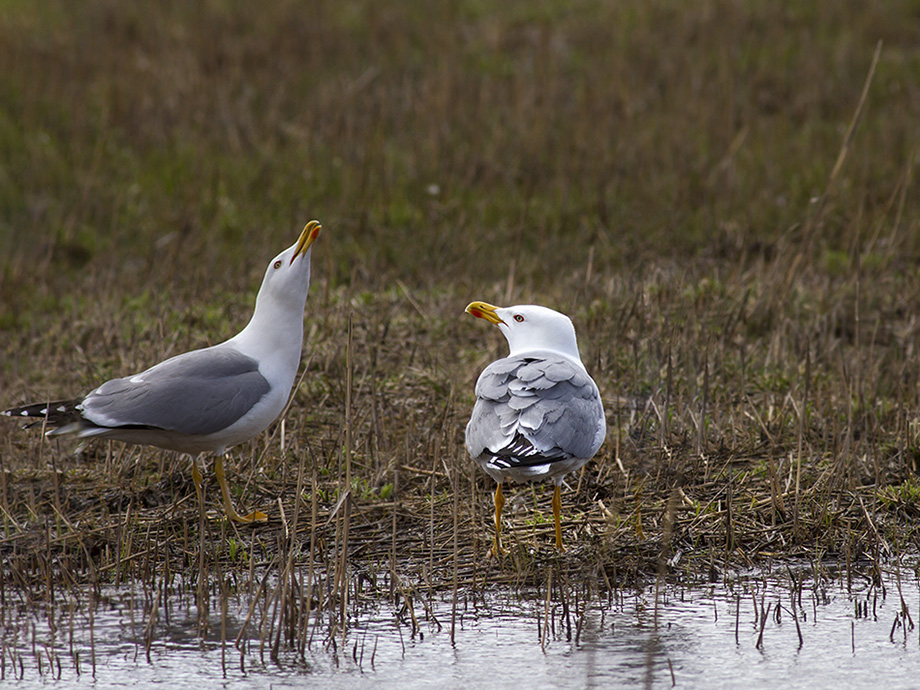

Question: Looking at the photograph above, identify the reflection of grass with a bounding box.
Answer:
[1,0,920,596]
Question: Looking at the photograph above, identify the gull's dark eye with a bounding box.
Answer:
[514,314,525,322]
[273,260,283,269]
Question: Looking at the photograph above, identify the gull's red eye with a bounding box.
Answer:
[273,260,283,269]
[514,314,524,322]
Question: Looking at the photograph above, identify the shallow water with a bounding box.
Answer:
[3,565,919,689]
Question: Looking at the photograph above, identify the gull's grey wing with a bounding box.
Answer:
[465,352,605,468]
[79,346,271,436]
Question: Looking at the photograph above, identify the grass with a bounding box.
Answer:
[2,0,920,660]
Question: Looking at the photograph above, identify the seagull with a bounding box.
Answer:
[465,302,606,555]
[2,220,323,523]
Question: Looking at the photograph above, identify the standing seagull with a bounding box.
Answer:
[2,220,323,523]
[465,302,605,555]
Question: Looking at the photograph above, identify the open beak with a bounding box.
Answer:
[291,220,322,264]
[465,301,505,326]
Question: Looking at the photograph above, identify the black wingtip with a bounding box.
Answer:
[487,433,568,470]
[2,400,83,429]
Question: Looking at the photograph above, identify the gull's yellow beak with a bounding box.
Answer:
[465,301,505,326]
[291,220,322,264]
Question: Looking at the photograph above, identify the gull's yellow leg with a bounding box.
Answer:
[490,482,508,558]
[552,483,565,552]
[214,454,268,523]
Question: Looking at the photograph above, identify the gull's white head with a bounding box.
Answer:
[255,220,322,313]
[465,302,583,364]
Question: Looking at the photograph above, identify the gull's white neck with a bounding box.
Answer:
[509,343,586,371]
[228,291,306,386]
[502,318,586,371]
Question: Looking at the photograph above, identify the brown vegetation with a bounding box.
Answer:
[2,2,920,653]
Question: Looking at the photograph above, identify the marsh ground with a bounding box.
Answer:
[2,1,920,643]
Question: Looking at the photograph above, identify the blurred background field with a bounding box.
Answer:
[2,0,920,592]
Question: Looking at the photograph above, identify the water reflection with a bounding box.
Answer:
[2,565,918,688]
